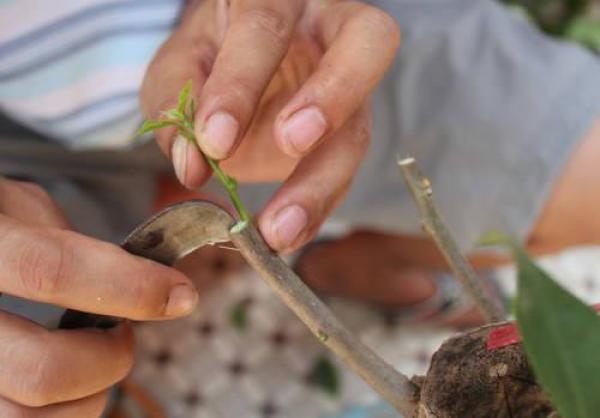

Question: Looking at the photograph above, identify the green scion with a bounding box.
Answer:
[137,81,250,229]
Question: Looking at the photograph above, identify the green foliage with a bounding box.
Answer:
[138,120,176,136]
[565,16,600,52]
[308,356,340,396]
[177,80,192,115]
[137,81,250,226]
[512,244,600,418]
[501,0,600,52]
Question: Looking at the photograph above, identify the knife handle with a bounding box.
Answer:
[58,310,121,330]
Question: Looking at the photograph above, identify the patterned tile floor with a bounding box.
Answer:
[131,246,600,418]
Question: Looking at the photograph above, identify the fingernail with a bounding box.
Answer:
[201,112,239,159]
[282,106,327,155]
[165,284,198,317]
[171,135,190,185]
[271,205,308,250]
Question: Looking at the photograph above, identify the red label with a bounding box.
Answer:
[486,303,600,351]
[487,324,520,350]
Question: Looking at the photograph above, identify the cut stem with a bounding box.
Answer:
[230,223,420,416]
[398,157,506,323]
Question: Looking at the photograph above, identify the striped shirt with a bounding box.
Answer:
[0,0,184,149]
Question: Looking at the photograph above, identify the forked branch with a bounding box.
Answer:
[398,157,506,323]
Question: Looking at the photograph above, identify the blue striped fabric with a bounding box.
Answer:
[0,0,184,149]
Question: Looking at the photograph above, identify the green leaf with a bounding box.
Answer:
[565,17,600,52]
[177,80,193,114]
[137,120,175,136]
[229,301,249,331]
[137,80,250,224]
[514,245,600,418]
[307,356,340,396]
[187,98,197,119]
[161,109,184,120]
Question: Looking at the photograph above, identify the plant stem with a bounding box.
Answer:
[204,157,250,225]
[398,157,506,323]
[229,223,420,416]
[179,124,250,225]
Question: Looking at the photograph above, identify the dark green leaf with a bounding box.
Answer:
[230,301,249,331]
[515,246,600,418]
[307,356,340,396]
[137,120,175,136]
[177,80,193,114]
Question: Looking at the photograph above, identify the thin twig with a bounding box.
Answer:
[398,157,505,323]
[230,223,420,417]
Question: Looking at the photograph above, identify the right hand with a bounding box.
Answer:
[0,177,198,417]
[141,0,400,254]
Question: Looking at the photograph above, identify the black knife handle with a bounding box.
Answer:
[58,310,121,330]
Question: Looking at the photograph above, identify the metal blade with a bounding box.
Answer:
[59,200,235,329]
[122,200,234,266]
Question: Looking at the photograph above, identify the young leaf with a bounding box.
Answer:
[177,80,193,114]
[514,246,600,418]
[138,80,251,227]
[187,98,197,120]
[161,109,184,120]
[138,120,175,136]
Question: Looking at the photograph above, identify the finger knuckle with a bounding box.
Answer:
[17,341,58,407]
[18,378,52,408]
[10,409,33,418]
[11,181,55,210]
[3,405,34,418]
[242,7,290,47]
[349,112,372,155]
[211,75,261,118]
[17,234,69,297]
[117,331,136,378]
[91,392,111,418]
[302,190,327,224]
[18,182,51,201]
[127,272,168,318]
[361,6,401,49]
[86,394,110,418]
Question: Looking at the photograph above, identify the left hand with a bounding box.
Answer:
[140,0,400,253]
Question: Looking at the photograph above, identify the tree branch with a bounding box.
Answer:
[230,223,420,417]
[398,157,506,323]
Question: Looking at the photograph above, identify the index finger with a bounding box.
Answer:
[0,217,197,321]
[194,0,304,160]
[275,2,400,157]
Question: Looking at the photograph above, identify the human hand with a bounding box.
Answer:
[141,0,400,253]
[0,178,197,417]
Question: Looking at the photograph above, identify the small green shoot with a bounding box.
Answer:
[138,80,250,228]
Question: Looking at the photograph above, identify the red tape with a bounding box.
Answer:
[486,303,600,351]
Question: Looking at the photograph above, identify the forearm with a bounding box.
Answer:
[527,115,600,254]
